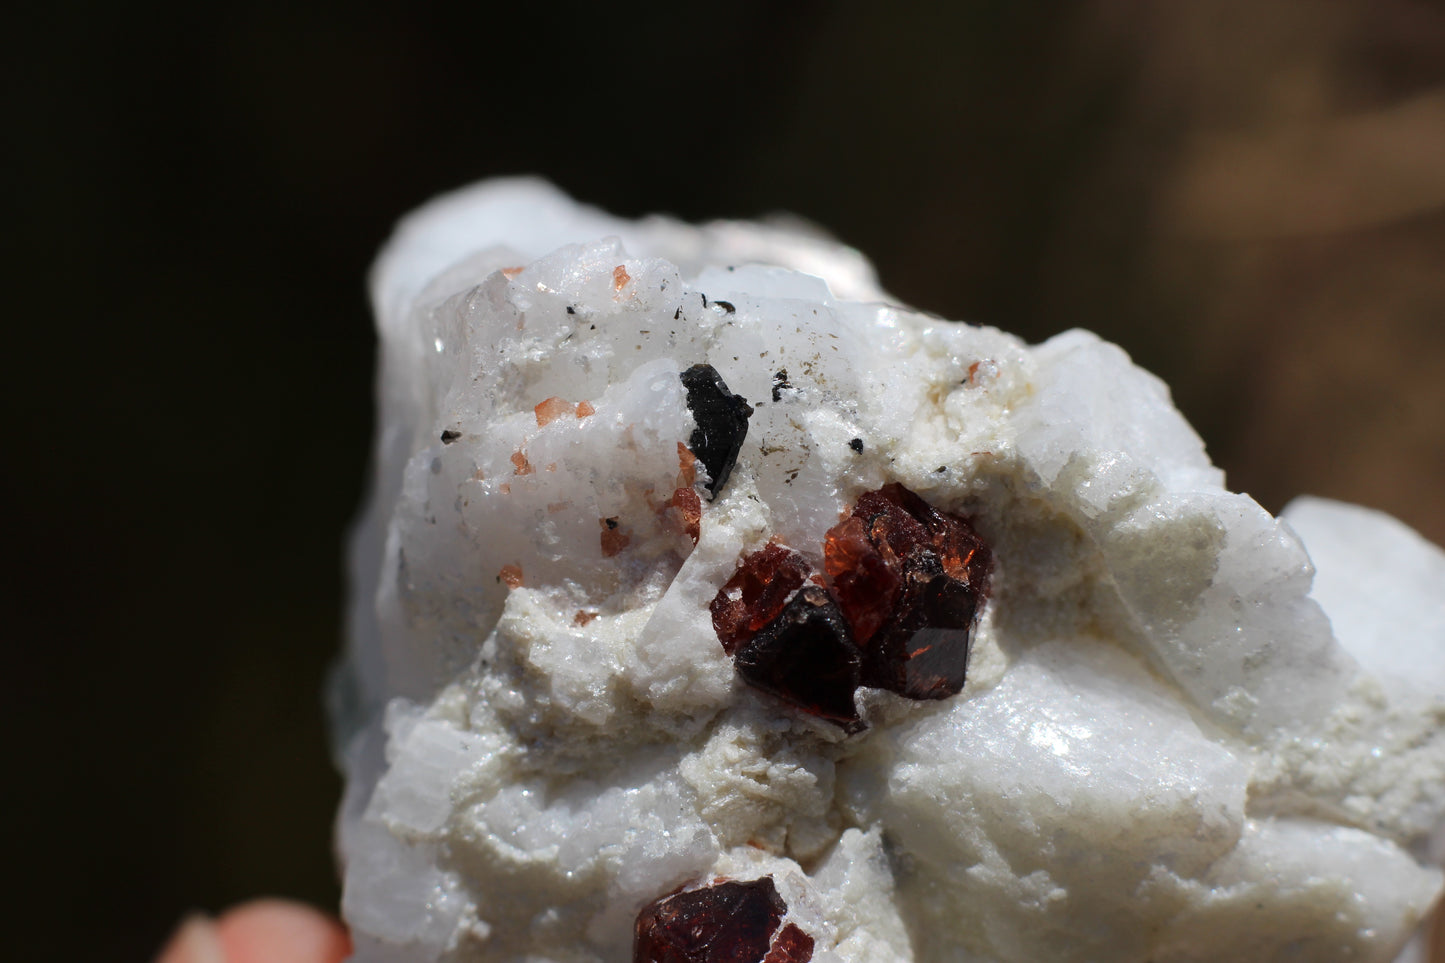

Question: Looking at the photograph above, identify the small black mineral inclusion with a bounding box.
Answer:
[680,363,752,500]
[440,430,461,444]
[848,438,864,453]
[770,369,792,403]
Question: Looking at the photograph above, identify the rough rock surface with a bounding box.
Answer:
[333,178,1445,963]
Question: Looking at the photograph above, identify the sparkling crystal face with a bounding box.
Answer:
[761,924,814,963]
[710,543,812,656]
[633,876,812,963]
[710,484,992,727]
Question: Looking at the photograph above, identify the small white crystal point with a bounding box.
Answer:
[336,179,1445,963]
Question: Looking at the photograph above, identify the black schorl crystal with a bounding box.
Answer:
[732,586,864,732]
[680,363,752,500]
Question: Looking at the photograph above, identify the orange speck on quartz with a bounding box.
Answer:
[498,564,523,589]
[660,487,702,545]
[500,266,524,279]
[574,610,598,626]
[511,451,534,475]
[534,396,572,427]
[575,400,596,418]
[676,442,697,488]
[613,265,631,291]
[600,517,630,557]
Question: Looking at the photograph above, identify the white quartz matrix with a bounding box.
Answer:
[334,178,1445,963]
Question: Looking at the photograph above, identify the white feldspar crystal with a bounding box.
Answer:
[335,178,1445,963]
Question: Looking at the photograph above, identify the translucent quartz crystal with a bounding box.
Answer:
[334,178,1445,963]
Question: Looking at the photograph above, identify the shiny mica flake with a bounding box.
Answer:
[680,363,752,500]
[633,876,813,963]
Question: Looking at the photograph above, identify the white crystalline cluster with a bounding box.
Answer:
[334,178,1445,963]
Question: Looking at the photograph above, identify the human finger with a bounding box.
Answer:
[154,900,349,963]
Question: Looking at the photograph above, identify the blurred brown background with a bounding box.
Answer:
[7,2,1444,960]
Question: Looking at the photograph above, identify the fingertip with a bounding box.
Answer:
[214,899,351,963]
[155,915,224,963]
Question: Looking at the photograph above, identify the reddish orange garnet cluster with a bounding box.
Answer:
[710,484,991,730]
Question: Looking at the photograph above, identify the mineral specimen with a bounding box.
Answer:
[335,178,1445,963]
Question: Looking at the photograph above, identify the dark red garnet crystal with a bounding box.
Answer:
[709,483,991,728]
[634,875,813,963]
[824,483,990,700]
[732,586,863,732]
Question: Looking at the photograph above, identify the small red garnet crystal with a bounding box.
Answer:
[634,876,813,963]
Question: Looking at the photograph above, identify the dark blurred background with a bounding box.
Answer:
[8,2,1444,960]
